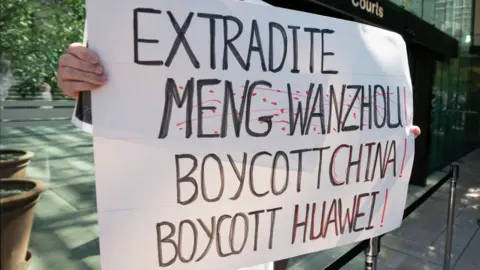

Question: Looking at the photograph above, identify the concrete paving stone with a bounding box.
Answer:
[342,246,443,270]
[29,230,97,270]
[29,190,100,269]
[453,263,479,270]
[452,230,480,270]
[375,247,410,269]
[33,207,98,235]
[287,243,358,269]
[395,256,443,270]
[390,218,444,244]
[453,206,480,232]
[33,190,78,219]
[380,234,442,264]
[424,225,475,265]
[46,173,97,189]
[405,185,425,205]
[46,160,95,177]
[26,159,95,187]
[32,189,97,229]
[2,125,88,141]
[49,181,98,210]
[338,254,376,270]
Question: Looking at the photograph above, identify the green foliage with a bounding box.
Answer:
[0,0,85,99]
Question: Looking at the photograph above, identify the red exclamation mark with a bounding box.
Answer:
[380,189,389,227]
[400,86,408,179]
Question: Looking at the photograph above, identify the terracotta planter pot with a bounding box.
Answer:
[0,150,35,179]
[0,179,44,270]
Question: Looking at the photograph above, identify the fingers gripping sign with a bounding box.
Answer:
[57,43,107,99]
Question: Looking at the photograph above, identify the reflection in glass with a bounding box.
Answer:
[405,0,423,17]
[423,0,436,24]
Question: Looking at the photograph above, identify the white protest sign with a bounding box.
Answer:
[86,0,415,269]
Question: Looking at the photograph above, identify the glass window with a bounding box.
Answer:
[390,0,405,7]
[437,61,450,164]
[456,57,471,155]
[428,61,444,171]
[435,0,447,30]
[444,0,456,36]
[464,59,480,148]
[423,0,437,24]
[458,0,473,52]
[447,58,460,157]
[405,0,424,17]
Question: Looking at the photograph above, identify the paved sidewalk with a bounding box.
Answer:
[1,125,479,270]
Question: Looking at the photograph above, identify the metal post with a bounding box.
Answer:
[443,164,459,270]
[364,237,380,270]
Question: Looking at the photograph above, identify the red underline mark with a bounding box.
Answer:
[192,99,222,109]
[240,85,306,98]
[175,108,292,127]
[176,85,399,128]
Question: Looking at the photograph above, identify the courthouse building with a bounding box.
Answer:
[266,0,480,187]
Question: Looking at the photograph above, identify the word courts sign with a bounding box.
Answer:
[86,0,414,269]
[351,0,384,18]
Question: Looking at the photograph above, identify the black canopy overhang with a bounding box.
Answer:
[264,0,459,59]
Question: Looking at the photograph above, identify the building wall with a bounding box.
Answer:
[390,0,480,170]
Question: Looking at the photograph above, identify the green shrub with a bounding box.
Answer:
[0,0,85,99]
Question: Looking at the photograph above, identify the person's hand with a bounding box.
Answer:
[410,126,421,138]
[57,43,107,99]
